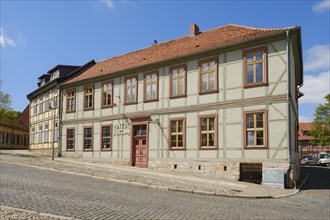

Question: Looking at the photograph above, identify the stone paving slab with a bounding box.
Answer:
[0,150,299,198]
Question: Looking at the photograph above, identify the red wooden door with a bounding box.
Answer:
[132,124,148,167]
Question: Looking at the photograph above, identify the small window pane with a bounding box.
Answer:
[171,121,177,132]
[201,119,207,131]
[146,86,150,99]
[172,80,177,96]
[178,121,183,132]
[247,53,254,62]
[132,88,136,102]
[209,134,215,146]
[141,125,147,135]
[256,63,263,82]
[178,68,184,76]
[209,61,215,69]
[178,135,183,147]
[256,131,264,145]
[151,84,156,99]
[202,73,207,91]
[201,134,207,146]
[202,63,207,71]
[126,89,131,102]
[256,51,263,60]
[178,78,184,95]
[247,114,254,128]
[247,131,255,145]
[209,118,214,130]
[247,65,254,83]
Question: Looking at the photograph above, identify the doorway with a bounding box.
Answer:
[131,123,148,167]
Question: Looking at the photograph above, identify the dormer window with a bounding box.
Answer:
[50,70,60,81]
[41,79,45,86]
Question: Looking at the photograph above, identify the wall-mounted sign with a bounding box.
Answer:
[113,123,130,136]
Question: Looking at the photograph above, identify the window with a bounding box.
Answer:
[30,127,35,144]
[83,127,93,150]
[199,58,218,94]
[33,100,37,115]
[67,129,75,151]
[45,94,49,111]
[101,125,112,150]
[84,86,94,110]
[54,90,58,108]
[54,122,58,142]
[125,76,138,104]
[102,82,113,108]
[243,48,267,87]
[144,71,158,102]
[244,110,268,148]
[66,89,76,112]
[44,124,49,142]
[38,125,43,143]
[199,115,217,149]
[303,131,309,136]
[169,119,185,150]
[170,65,186,98]
[39,96,43,113]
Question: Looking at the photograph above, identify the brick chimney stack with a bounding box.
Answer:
[190,23,200,36]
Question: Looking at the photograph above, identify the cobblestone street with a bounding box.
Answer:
[1,158,329,219]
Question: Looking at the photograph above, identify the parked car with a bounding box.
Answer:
[300,156,316,166]
[316,153,330,167]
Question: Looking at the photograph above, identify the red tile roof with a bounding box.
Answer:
[65,24,297,85]
[298,122,315,141]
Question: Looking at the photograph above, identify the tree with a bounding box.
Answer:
[0,80,12,110]
[0,80,20,124]
[310,94,330,146]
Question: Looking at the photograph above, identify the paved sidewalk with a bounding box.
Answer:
[0,150,300,199]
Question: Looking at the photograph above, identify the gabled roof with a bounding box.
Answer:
[298,122,315,141]
[65,24,299,85]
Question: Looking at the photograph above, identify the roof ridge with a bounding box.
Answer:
[228,23,297,31]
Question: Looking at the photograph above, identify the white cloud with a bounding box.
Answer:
[299,116,313,122]
[312,0,330,13]
[304,44,330,72]
[101,0,114,9]
[300,71,330,104]
[0,28,16,47]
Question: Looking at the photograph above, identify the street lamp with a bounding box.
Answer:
[48,97,57,160]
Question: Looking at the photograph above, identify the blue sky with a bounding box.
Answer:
[1,0,329,122]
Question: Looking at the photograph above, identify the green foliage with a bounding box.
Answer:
[0,80,20,125]
[0,80,12,111]
[310,94,330,145]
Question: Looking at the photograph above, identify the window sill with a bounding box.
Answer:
[143,99,158,103]
[101,105,113,109]
[124,102,137,106]
[83,149,93,152]
[169,95,187,99]
[66,110,76,113]
[66,149,75,152]
[199,89,218,95]
[199,147,218,150]
[83,108,94,111]
[243,82,268,89]
[101,148,112,151]
[243,146,268,150]
[169,148,186,151]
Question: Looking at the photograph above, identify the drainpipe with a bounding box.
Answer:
[286,30,292,186]
[58,85,63,157]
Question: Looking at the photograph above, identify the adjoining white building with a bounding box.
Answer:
[60,24,303,188]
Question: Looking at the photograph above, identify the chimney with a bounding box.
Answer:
[190,23,200,36]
